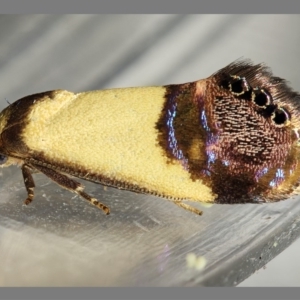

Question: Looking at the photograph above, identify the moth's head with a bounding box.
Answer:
[0,107,12,167]
[198,59,300,202]
[0,103,26,168]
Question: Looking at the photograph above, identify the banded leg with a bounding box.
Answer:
[31,163,110,215]
[22,164,36,205]
[173,200,203,215]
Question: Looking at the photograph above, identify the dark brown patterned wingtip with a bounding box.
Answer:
[156,59,300,204]
[206,60,300,203]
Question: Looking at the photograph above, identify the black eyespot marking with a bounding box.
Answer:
[229,75,251,96]
[0,154,7,165]
[219,74,253,100]
[230,78,244,94]
[218,70,292,128]
[252,88,272,108]
[272,107,291,126]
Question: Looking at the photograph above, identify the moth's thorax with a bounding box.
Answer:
[0,91,65,162]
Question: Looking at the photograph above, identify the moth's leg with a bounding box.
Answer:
[21,164,36,205]
[31,163,110,215]
[172,200,203,216]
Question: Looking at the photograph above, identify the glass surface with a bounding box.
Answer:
[1,15,300,286]
[1,166,300,286]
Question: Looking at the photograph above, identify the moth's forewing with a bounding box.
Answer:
[0,59,300,215]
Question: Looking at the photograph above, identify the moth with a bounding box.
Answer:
[1,59,300,216]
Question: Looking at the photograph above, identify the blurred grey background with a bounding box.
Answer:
[0,15,300,286]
